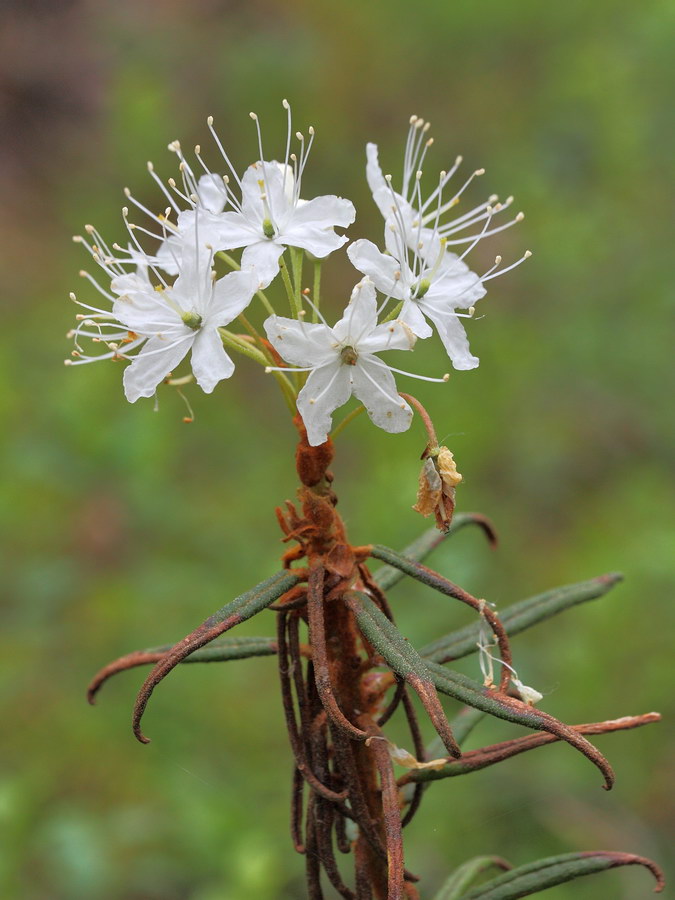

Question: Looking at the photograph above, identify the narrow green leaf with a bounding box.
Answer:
[458,851,664,898]
[402,713,660,786]
[420,573,623,664]
[151,635,277,663]
[373,514,496,592]
[347,589,613,788]
[131,570,300,743]
[346,591,460,756]
[426,661,614,789]
[432,856,511,900]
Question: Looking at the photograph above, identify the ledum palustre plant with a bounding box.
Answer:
[71,104,664,898]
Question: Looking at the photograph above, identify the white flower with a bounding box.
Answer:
[189,106,355,287]
[366,115,523,254]
[354,116,531,369]
[264,278,416,446]
[348,221,487,370]
[67,223,258,401]
[122,162,228,277]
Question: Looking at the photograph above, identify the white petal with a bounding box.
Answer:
[241,162,290,226]
[426,266,486,310]
[423,308,479,370]
[264,316,336,367]
[358,318,417,355]
[112,290,183,334]
[372,186,401,222]
[297,362,353,446]
[398,300,434,339]
[277,224,348,259]
[332,278,378,344]
[347,240,405,299]
[207,268,258,325]
[110,271,153,299]
[190,327,235,392]
[153,235,182,275]
[351,357,413,434]
[123,334,193,402]
[197,173,228,214]
[287,195,355,229]
[366,143,392,218]
[241,240,285,288]
[194,210,260,251]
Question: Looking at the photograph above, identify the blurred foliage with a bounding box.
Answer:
[0,0,673,897]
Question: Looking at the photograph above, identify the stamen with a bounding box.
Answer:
[368,357,450,383]
[481,250,531,282]
[443,211,524,245]
[146,161,181,213]
[282,98,292,197]
[207,115,243,188]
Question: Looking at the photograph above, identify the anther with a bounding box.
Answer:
[475,168,485,176]
[123,188,131,197]
[207,115,214,125]
[249,112,258,121]
[524,250,532,258]
[282,98,290,109]
[442,373,450,382]
[516,212,525,221]
[147,161,154,171]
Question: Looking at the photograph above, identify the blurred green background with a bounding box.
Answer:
[1,0,673,897]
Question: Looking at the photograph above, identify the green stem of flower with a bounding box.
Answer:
[399,392,438,448]
[312,260,322,323]
[218,327,297,412]
[279,256,302,318]
[218,328,268,366]
[330,404,366,439]
[216,251,275,316]
[290,247,304,311]
[382,300,404,323]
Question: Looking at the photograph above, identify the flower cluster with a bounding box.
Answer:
[67,106,528,444]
